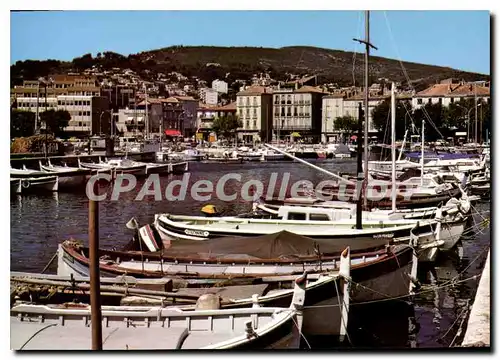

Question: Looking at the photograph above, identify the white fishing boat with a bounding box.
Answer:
[10,273,307,350]
[152,212,442,262]
[78,158,147,176]
[10,176,58,194]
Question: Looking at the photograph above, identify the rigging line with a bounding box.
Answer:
[303,274,480,309]
[439,299,470,341]
[449,304,470,347]
[291,313,312,349]
[382,11,444,139]
[438,244,490,288]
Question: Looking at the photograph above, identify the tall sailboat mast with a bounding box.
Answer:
[354,10,378,210]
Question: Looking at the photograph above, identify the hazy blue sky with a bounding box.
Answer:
[11,10,490,74]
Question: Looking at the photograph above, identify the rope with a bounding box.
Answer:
[18,323,57,350]
[41,251,58,274]
[438,299,470,341]
[291,315,311,349]
[382,11,444,139]
[302,274,480,309]
[449,303,470,347]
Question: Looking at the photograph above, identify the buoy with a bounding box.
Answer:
[201,204,219,216]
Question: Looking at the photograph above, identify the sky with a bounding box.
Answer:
[10,10,490,75]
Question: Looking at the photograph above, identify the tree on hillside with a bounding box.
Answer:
[39,109,71,137]
[371,99,413,141]
[212,115,242,140]
[333,116,358,141]
[11,110,35,138]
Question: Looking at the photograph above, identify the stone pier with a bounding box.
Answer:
[461,249,490,347]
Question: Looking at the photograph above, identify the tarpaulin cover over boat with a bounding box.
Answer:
[159,230,389,260]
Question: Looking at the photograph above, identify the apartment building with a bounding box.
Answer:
[321,94,345,143]
[412,82,490,109]
[212,79,228,94]
[196,102,237,142]
[342,94,388,134]
[272,86,326,143]
[236,86,273,143]
[15,95,109,136]
[199,87,218,105]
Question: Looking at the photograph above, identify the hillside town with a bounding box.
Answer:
[10,67,491,145]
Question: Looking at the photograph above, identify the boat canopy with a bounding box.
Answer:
[158,230,388,259]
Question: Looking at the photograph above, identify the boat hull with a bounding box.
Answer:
[57,242,415,338]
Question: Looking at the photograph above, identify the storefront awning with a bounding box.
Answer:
[164,129,182,136]
[137,117,144,122]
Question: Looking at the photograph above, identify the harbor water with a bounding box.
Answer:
[10,160,490,348]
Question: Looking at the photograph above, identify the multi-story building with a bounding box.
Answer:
[199,87,218,106]
[321,94,345,143]
[412,82,490,109]
[15,94,109,136]
[196,102,237,142]
[116,108,146,137]
[343,94,388,134]
[173,96,199,138]
[212,79,228,94]
[236,86,273,143]
[272,86,326,143]
[100,85,136,112]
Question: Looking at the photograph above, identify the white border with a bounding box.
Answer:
[4,3,495,359]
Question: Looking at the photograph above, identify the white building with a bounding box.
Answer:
[412,82,490,109]
[342,94,387,133]
[15,95,109,135]
[199,87,218,105]
[321,94,345,142]
[212,79,228,94]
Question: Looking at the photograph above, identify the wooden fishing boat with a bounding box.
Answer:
[151,211,442,262]
[10,176,58,194]
[10,273,307,350]
[78,158,147,177]
[56,236,417,336]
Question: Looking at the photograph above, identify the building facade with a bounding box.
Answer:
[343,94,388,134]
[212,79,228,94]
[236,86,273,143]
[321,94,345,143]
[15,94,109,136]
[196,102,237,142]
[199,87,218,106]
[173,96,199,138]
[272,86,326,143]
[412,82,491,109]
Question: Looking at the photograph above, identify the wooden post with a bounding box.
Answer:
[89,200,103,350]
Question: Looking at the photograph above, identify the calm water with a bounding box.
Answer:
[10,160,491,348]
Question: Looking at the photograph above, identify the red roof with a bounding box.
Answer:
[164,129,182,136]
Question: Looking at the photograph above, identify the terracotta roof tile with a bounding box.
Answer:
[237,86,272,95]
[294,85,327,94]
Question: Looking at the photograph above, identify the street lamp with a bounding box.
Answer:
[456,103,481,143]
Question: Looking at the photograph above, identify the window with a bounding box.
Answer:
[428,98,432,104]
[253,119,257,128]
[417,99,423,104]
[310,213,330,221]
[450,98,454,103]
[288,212,306,221]
[438,98,442,105]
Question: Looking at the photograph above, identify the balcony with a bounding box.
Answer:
[278,125,313,131]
